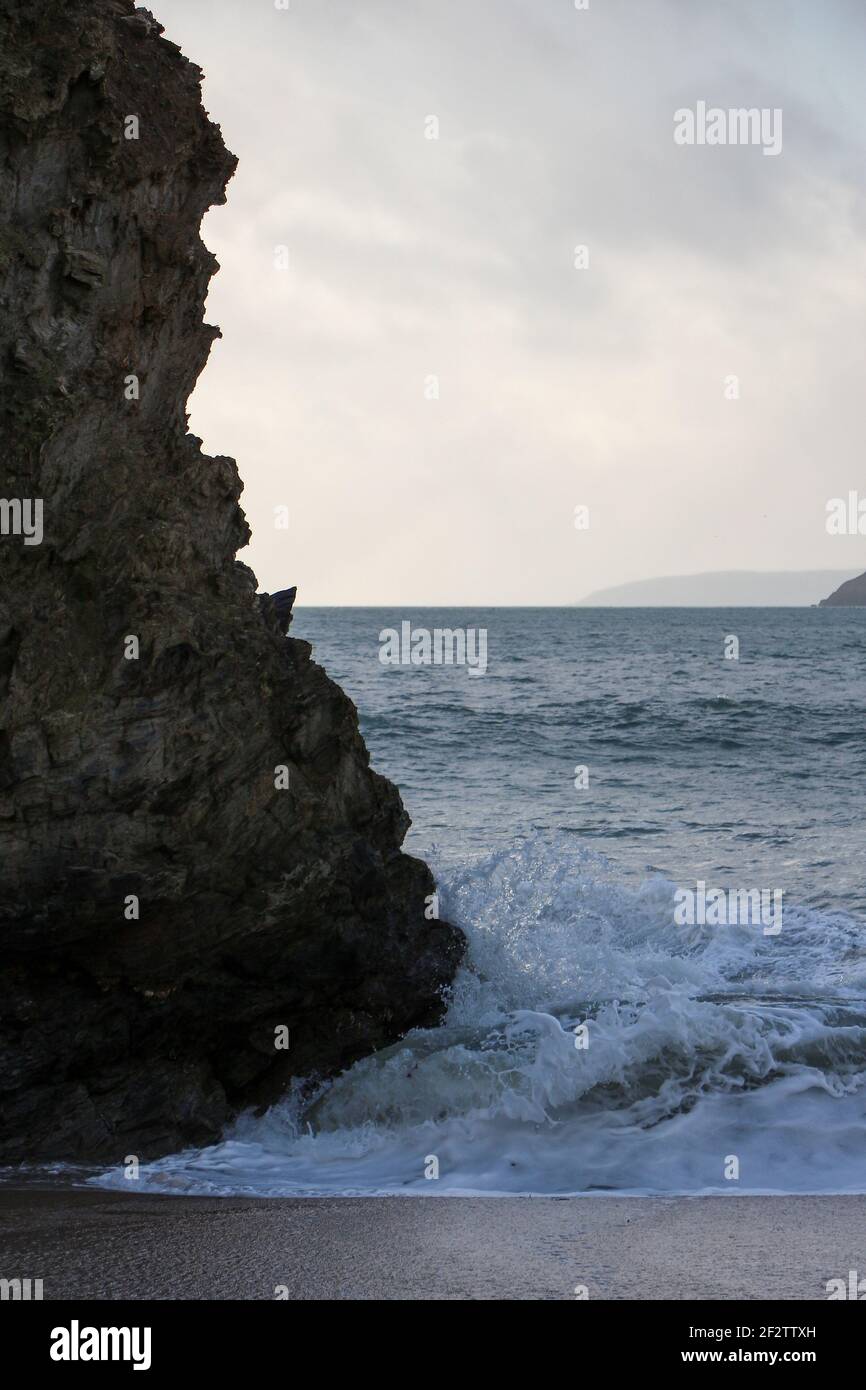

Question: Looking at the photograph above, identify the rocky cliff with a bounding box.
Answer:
[819,571,866,606]
[0,0,463,1162]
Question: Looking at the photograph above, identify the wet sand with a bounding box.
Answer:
[0,1189,862,1299]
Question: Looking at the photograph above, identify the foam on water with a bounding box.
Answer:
[91,835,866,1197]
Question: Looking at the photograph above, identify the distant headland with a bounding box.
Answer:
[576,570,862,607]
[819,571,866,606]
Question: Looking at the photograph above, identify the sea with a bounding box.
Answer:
[94,607,866,1197]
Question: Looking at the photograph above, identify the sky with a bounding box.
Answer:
[147,0,866,604]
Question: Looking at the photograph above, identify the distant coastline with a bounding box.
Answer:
[819,571,866,606]
[576,570,862,607]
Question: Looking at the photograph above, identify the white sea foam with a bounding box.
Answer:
[91,836,866,1197]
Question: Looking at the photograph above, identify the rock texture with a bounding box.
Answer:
[260,586,298,635]
[819,572,866,606]
[0,0,463,1162]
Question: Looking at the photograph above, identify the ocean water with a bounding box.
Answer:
[95,608,866,1197]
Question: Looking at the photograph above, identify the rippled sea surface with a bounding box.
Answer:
[297,607,866,915]
[92,608,866,1197]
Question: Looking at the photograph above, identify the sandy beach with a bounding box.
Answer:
[0,1189,860,1300]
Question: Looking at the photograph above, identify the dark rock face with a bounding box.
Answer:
[260,587,298,635]
[0,0,463,1162]
[819,572,866,606]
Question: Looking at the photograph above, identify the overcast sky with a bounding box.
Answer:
[148,0,866,604]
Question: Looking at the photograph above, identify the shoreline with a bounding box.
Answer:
[1,1188,861,1300]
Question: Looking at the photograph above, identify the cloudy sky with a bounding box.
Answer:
[148,0,866,604]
